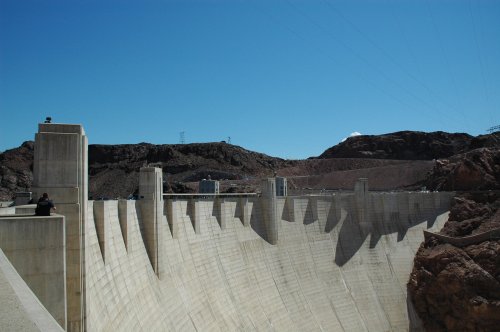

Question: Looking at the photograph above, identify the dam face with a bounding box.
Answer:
[0,123,454,331]
[84,192,451,331]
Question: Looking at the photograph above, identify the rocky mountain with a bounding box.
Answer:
[0,141,295,200]
[408,192,500,331]
[425,147,500,191]
[409,146,500,331]
[0,141,34,201]
[1,131,498,201]
[318,131,495,160]
[88,142,295,199]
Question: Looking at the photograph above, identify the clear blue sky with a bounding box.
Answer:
[1,0,499,159]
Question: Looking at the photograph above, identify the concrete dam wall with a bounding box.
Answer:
[84,191,452,331]
[0,123,455,331]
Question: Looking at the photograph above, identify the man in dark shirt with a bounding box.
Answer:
[35,193,56,216]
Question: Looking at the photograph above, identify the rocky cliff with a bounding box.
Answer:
[0,141,294,200]
[0,141,34,201]
[409,146,500,331]
[88,142,294,198]
[318,131,495,160]
[1,131,498,201]
[425,147,500,191]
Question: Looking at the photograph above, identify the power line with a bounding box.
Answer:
[321,0,465,121]
[423,0,466,119]
[283,0,465,126]
[468,0,493,123]
[244,0,430,119]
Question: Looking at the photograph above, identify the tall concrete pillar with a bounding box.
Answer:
[218,198,228,230]
[32,123,87,332]
[138,167,164,277]
[239,197,251,227]
[261,178,279,244]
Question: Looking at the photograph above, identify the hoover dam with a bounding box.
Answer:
[0,123,455,331]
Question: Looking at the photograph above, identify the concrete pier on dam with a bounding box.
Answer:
[0,123,455,331]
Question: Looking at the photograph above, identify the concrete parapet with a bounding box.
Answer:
[14,204,36,215]
[0,249,64,332]
[424,227,500,247]
[38,123,85,135]
[0,206,16,215]
[0,215,66,329]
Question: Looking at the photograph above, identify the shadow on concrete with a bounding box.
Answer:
[211,199,222,229]
[334,201,448,266]
[334,212,367,266]
[250,200,271,244]
[325,201,343,233]
[235,199,244,225]
[135,200,149,257]
[281,199,293,222]
[186,199,197,232]
[92,204,106,262]
[303,199,316,225]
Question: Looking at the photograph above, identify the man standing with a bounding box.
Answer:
[35,193,56,216]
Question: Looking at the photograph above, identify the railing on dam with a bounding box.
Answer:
[424,228,500,247]
[163,193,258,198]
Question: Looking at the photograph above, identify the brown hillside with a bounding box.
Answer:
[409,147,500,331]
[319,131,473,160]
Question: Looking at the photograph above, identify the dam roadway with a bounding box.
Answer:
[84,192,452,331]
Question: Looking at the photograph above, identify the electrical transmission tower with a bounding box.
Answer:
[179,131,185,144]
[227,136,231,144]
